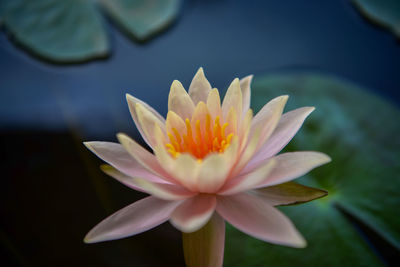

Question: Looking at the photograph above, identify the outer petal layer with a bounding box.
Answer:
[246,107,315,172]
[84,196,181,243]
[117,133,171,182]
[84,141,164,183]
[216,193,306,248]
[251,95,288,150]
[255,151,331,188]
[170,195,217,233]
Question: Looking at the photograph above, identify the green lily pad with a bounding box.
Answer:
[100,0,181,41]
[352,0,400,38]
[0,0,108,63]
[0,0,181,63]
[224,73,400,266]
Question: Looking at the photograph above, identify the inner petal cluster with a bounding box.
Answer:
[166,109,234,159]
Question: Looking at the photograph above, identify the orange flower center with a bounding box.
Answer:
[166,114,234,159]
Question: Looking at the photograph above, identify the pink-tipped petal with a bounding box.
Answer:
[126,94,166,148]
[84,196,181,243]
[240,75,253,116]
[222,78,242,120]
[133,178,198,201]
[188,67,212,104]
[255,152,332,188]
[170,195,217,233]
[216,193,306,248]
[246,107,315,172]
[169,80,195,120]
[117,133,172,183]
[251,95,288,150]
[219,159,276,195]
[84,141,163,183]
[101,165,147,192]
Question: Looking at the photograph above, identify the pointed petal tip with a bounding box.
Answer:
[83,141,95,151]
[196,67,205,75]
[171,79,183,88]
[293,235,307,248]
[116,132,129,143]
[83,232,99,244]
[280,95,289,102]
[319,152,332,164]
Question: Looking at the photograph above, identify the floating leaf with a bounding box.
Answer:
[352,0,400,38]
[0,0,108,63]
[0,0,181,63]
[225,73,400,266]
[100,0,181,41]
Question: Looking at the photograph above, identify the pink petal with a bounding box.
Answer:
[84,196,181,243]
[100,165,147,192]
[168,80,195,120]
[170,195,217,233]
[246,107,315,172]
[132,178,198,201]
[126,94,166,149]
[240,75,253,116]
[117,133,172,183]
[188,67,212,104]
[251,95,288,150]
[216,193,306,248]
[84,141,165,183]
[219,159,276,195]
[182,213,225,267]
[255,152,332,188]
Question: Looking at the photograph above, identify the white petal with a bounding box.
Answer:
[222,78,242,120]
[197,154,231,193]
[168,80,195,120]
[188,67,212,104]
[240,75,253,116]
[84,196,181,243]
[216,193,306,248]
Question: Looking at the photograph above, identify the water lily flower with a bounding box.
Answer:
[84,68,330,266]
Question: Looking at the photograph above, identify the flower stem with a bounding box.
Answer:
[182,213,225,267]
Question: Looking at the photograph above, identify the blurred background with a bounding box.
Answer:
[0,0,399,266]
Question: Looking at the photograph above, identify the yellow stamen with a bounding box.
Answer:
[165,112,236,159]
